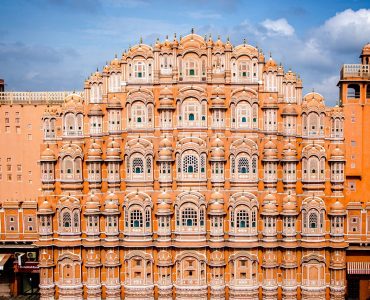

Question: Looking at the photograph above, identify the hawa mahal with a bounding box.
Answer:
[0,32,370,299]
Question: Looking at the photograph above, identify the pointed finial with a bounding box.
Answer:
[191,28,194,34]
[218,35,220,40]
[140,36,143,44]
[269,52,272,58]
[243,38,246,45]
[96,67,98,72]
[227,36,230,42]
[114,53,117,58]
[174,33,177,39]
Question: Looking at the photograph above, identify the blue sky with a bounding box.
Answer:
[1,0,370,105]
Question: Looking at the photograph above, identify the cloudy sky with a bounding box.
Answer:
[1,0,370,105]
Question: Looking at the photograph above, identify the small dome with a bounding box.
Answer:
[263,56,277,72]
[158,148,172,160]
[211,147,225,159]
[105,200,118,211]
[329,200,345,216]
[110,56,121,67]
[283,201,296,212]
[283,193,296,203]
[105,192,119,202]
[262,201,278,215]
[331,146,344,158]
[282,104,298,115]
[88,104,103,116]
[86,201,100,211]
[107,96,122,108]
[39,199,52,211]
[214,37,224,48]
[264,140,277,150]
[210,136,224,148]
[210,190,224,202]
[106,140,121,157]
[159,97,175,108]
[41,147,56,160]
[86,193,100,203]
[158,191,172,201]
[264,193,276,202]
[88,141,102,157]
[157,201,171,213]
[159,137,172,148]
[209,201,224,213]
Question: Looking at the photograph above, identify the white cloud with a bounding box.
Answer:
[260,18,295,37]
[314,9,370,53]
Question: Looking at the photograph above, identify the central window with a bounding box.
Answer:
[183,155,198,173]
[182,208,198,226]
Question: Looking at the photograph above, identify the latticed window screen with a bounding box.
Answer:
[238,157,250,174]
[145,209,151,227]
[200,154,206,173]
[130,210,143,228]
[251,210,257,227]
[252,157,257,173]
[237,210,249,228]
[132,158,144,174]
[309,212,318,228]
[183,155,198,173]
[73,211,79,228]
[146,157,152,174]
[182,208,198,226]
[63,211,71,228]
[200,209,204,226]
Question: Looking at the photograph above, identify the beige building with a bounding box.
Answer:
[34,33,347,299]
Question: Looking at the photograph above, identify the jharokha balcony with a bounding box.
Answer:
[341,64,370,79]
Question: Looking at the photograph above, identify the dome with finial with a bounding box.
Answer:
[210,147,225,160]
[110,54,121,68]
[156,201,172,215]
[104,200,119,213]
[283,193,296,204]
[87,141,102,159]
[210,136,224,148]
[210,190,224,202]
[105,192,119,202]
[264,193,276,203]
[159,86,175,109]
[281,103,298,115]
[158,148,173,161]
[361,43,370,58]
[330,146,345,161]
[282,142,298,161]
[41,147,56,161]
[39,199,53,213]
[158,190,172,202]
[263,140,278,160]
[107,95,122,108]
[88,104,103,116]
[106,139,121,158]
[329,200,345,216]
[159,136,172,148]
[208,201,225,215]
[263,55,277,72]
[281,200,298,215]
[261,201,278,216]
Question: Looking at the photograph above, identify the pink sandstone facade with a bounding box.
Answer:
[1,33,370,299]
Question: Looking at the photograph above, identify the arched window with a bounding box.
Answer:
[183,154,198,173]
[131,102,147,128]
[238,61,250,79]
[236,210,249,228]
[238,157,249,174]
[184,59,198,76]
[236,102,252,128]
[309,211,318,228]
[182,207,198,226]
[61,156,74,180]
[134,61,146,78]
[132,157,144,174]
[131,210,143,228]
[73,210,79,228]
[347,84,360,99]
[64,113,75,135]
[63,211,71,228]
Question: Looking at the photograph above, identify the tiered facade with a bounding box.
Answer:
[36,33,347,299]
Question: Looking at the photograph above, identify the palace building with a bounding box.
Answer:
[34,33,349,300]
